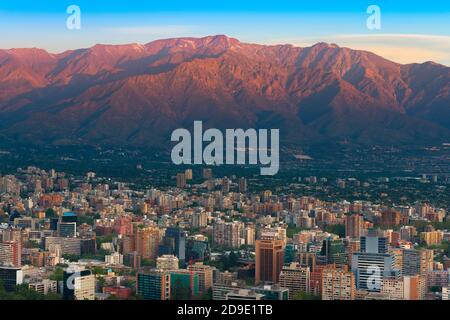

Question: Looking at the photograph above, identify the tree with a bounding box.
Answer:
[45,208,56,218]
[49,267,64,282]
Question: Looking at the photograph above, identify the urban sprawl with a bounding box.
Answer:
[0,166,449,301]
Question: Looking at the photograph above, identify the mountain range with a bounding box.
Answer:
[0,35,449,148]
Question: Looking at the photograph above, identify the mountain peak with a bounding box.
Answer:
[0,36,449,147]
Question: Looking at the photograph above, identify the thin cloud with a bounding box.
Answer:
[276,33,450,66]
[107,25,194,36]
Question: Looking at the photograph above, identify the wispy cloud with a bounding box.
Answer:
[272,33,450,66]
[107,25,194,36]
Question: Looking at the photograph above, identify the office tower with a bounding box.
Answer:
[213,221,243,248]
[63,268,95,300]
[0,241,21,267]
[222,177,230,193]
[351,235,399,292]
[169,270,199,299]
[188,262,213,295]
[191,211,208,228]
[402,249,434,276]
[321,238,348,265]
[186,234,210,261]
[322,269,356,300]
[345,214,364,238]
[157,255,179,270]
[184,169,193,180]
[176,173,186,188]
[137,270,171,300]
[351,252,398,292]
[255,236,285,284]
[360,236,388,254]
[135,226,161,261]
[0,266,23,291]
[238,177,247,193]
[279,263,310,299]
[159,227,186,263]
[202,168,213,180]
[57,222,77,238]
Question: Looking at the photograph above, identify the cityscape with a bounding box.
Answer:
[0,162,449,301]
[0,1,449,308]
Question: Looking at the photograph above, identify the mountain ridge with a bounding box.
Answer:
[0,35,449,148]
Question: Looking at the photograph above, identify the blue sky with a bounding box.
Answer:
[1,1,449,65]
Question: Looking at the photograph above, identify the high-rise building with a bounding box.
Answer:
[137,270,171,300]
[352,236,399,292]
[322,269,356,300]
[176,173,187,188]
[0,266,23,291]
[213,221,243,248]
[63,267,95,300]
[157,255,179,270]
[57,222,77,238]
[420,231,443,246]
[188,262,213,295]
[238,177,247,193]
[0,241,21,267]
[170,270,199,299]
[345,214,365,239]
[279,263,310,299]
[105,252,124,265]
[321,238,348,265]
[255,236,285,284]
[186,234,210,262]
[402,249,434,276]
[360,236,388,254]
[159,227,186,263]
[222,177,230,193]
[381,275,425,300]
[191,211,208,228]
[44,237,81,256]
[135,226,161,261]
[351,252,398,292]
[243,225,255,246]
